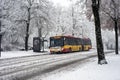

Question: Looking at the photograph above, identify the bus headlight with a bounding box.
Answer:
[61,48,64,51]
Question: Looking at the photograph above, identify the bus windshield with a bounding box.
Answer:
[50,37,64,47]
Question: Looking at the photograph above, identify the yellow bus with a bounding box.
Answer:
[49,36,92,54]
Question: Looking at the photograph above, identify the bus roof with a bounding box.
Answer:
[50,35,82,39]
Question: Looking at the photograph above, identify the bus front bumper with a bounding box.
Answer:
[50,47,62,53]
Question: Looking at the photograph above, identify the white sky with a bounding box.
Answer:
[49,0,72,7]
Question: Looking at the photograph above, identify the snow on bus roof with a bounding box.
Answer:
[50,35,90,40]
[82,38,91,41]
[50,35,82,39]
[82,37,90,39]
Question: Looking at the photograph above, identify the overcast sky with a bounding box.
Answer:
[49,0,71,7]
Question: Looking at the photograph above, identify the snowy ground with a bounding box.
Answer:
[0,49,119,80]
[41,52,120,80]
[0,49,111,59]
[0,49,96,59]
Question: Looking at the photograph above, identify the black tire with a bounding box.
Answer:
[82,45,84,51]
[69,48,72,53]
[79,47,81,52]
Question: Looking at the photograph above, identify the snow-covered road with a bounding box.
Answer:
[0,50,114,80]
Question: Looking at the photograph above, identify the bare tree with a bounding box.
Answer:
[17,0,51,51]
[24,0,33,51]
[71,4,76,36]
[69,0,77,36]
[33,1,53,38]
[15,0,34,51]
[101,0,120,54]
[91,0,107,64]
[0,0,16,51]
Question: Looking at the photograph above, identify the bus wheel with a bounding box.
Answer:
[69,48,72,53]
[82,45,84,51]
[87,48,90,51]
[50,52,54,54]
[79,48,81,51]
[58,52,62,54]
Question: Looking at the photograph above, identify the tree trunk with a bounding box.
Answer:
[0,20,1,57]
[0,35,1,57]
[72,5,76,36]
[118,26,120,36]
[25,22,29,51]
[25,8,30,51]
[38,28,42,38]
[91,1,107,64]
[0,15,2,57]
[114,20,119,54]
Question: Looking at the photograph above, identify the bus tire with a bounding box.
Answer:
[82,45,84,51]
[69,48,72,53]
[79,47,81,51]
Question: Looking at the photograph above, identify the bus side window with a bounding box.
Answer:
[68,38,71,45]
[64,38,67,45]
